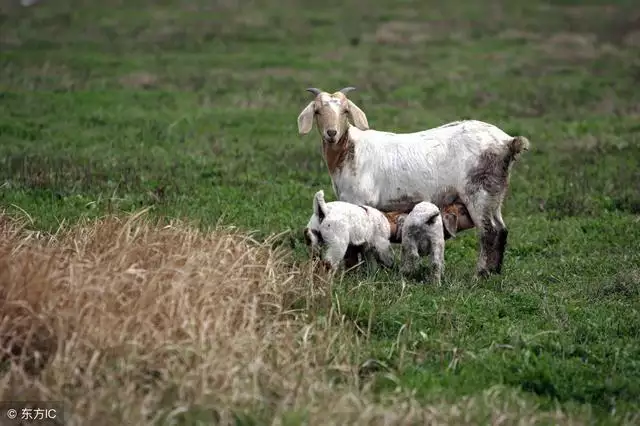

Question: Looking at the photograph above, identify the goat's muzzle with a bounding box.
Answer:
[325,129,338,143]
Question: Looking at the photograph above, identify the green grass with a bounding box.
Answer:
[2,0,640,423]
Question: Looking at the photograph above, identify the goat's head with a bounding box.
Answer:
[302,226,323,258]
[297,87,369,144]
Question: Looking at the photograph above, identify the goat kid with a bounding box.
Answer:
[396,202,447,285]
[341,198,471,270]
[384,201,468,285]
[303,190,394,272]
[297,87,530,277]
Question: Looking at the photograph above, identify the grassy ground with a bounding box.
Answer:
[1,0,640,424]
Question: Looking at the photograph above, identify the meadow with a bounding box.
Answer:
[1,0,640,424]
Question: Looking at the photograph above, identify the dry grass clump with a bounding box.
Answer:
[0,210,586,425]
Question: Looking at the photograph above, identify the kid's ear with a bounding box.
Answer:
[442,213,458,238]
[302,227,312,245]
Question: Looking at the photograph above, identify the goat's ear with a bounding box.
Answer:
[297,101,315,135]
[346,100,369,130]
[302,227,312,246]
[442,213,458,238]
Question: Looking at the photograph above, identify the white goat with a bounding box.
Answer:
[396,202,446,285]
[297,87,530,277]
[303,190,394,271]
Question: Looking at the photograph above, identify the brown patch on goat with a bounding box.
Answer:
[477,217,508,276]
[383,211,407,243]
[508,136,531,159]
[465,149,512,196]
[382,189,476,239]
[323,132,355,175]
[465,136,530,195]
[493,227,508,274]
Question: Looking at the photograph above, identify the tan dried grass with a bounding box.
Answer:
[0,210,590,425]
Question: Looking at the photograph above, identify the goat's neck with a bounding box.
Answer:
[321,128,354,177]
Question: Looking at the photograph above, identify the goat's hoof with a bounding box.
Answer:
[476,266,503,279]
[475,269,491,279]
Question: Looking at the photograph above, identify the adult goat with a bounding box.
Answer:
[297,87,530,277]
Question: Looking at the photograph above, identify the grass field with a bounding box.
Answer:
[1,0,640,424]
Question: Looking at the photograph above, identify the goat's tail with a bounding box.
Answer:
[313,190,328,222]
[506,135,530,160]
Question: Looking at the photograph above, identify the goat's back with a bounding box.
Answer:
[334,120,515,210]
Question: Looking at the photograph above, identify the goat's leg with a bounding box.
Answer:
[429,243,445,286]
[488,208,508,274]
[466,191,504,277]
[478,217,500,277]
[400,242,420,277]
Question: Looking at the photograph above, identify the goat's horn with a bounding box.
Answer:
[339,86,356,94]
[305,87,322,96]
